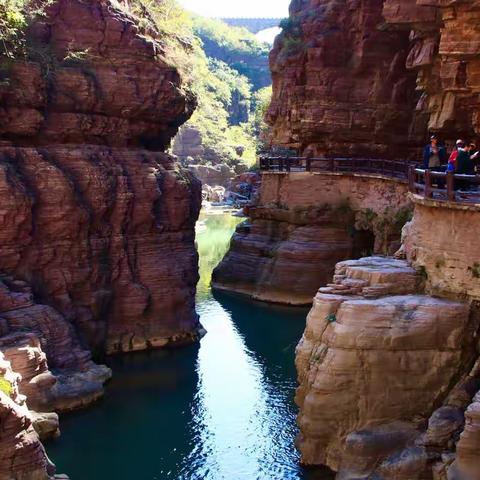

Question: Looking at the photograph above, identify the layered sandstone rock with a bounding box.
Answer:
[0,1,201,476]
[213,172,411,304]
[267,0,480,157]
[0,352,58,479]
[295,256,477,478]
[452,392,480,480]
[403,195,480,301]
[0,0,202,354]
[267,0,421,158]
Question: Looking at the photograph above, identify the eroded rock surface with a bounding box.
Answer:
[0,0,201,477]
[296,256,477,478]
[213,173,411,304]
[0,352,58,479]
[0,0,202,354]
[267,0,480,157]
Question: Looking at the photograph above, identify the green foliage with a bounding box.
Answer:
[468,263,480,279]
[278,16,305,58]
[0,0,51,59]
[0,375,13,396]
[251,86,272,138]
[279,17,301,36]
[0,0,28,58]
[173,11,272,168]
[192,16,270,90]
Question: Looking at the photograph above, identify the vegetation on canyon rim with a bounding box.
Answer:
[0,0,271,167]
[117,0,272,167]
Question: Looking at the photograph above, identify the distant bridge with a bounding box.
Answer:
[220,18,282,34]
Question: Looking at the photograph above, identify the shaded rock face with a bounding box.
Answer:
[267,0,480,157]
[267,0,421,158]
[0,0,202,355]
[213,172,411,304]
[452,392,480,480]
[0,0,201,477]
[295,256,478,478]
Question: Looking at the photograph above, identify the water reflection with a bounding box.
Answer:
[46,211,332,480]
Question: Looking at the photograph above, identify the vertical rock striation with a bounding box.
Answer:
[266,0,421,158]
[0,0,202,355]
[0,0,201,477]
[267,0,480,157]
[295,257,477,478]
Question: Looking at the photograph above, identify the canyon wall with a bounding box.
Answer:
[0,0,202,356]
[212,172,411,304]
[295,256,480,479]
[267,0,480,158]
[0,0,201,477]
[403,195,480,301]
[263,1,480,478]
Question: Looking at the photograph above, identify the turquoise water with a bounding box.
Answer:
[46,212,331,480]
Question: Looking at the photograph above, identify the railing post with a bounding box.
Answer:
[424,170,433,198]
[306,158,311,172]
[408,165,415,193]
[329,158,334,172]
[286,158,291,173]
[279,158,284,172]
[447,171,455,201]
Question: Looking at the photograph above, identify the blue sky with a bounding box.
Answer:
[178,0,290,18]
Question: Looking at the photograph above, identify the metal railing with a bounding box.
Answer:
[259,157,480,205]
[408,167,480,204]
[259,156,411,179]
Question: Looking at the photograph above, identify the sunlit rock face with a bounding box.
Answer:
[213,172,411,305]
[267,0,480,157]
[0,0,202,355]
[0,351,57,479]
[295,257,478,479]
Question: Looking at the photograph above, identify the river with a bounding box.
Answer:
[46,211,331,480]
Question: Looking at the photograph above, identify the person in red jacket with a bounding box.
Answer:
[448,139,464,170]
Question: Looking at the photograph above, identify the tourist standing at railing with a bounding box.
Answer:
[423,135,447,169]
[456,142,475,175]
[447,139,465,171]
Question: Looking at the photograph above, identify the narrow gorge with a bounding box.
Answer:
[213,0,480,479]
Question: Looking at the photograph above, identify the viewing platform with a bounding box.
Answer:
[259,157,480,205]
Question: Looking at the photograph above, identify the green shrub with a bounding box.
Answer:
[0,0,51,59]
[0,376,13,396]
[279,17,301,36]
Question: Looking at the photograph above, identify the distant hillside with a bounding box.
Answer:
[193,16,271,90]
[173,12,273,170]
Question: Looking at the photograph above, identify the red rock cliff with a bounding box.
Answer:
[0,0,202,356]
[267,0,480,157]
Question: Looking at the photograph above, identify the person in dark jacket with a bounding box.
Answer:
[456,143,475,175]
[423,135,447,169]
